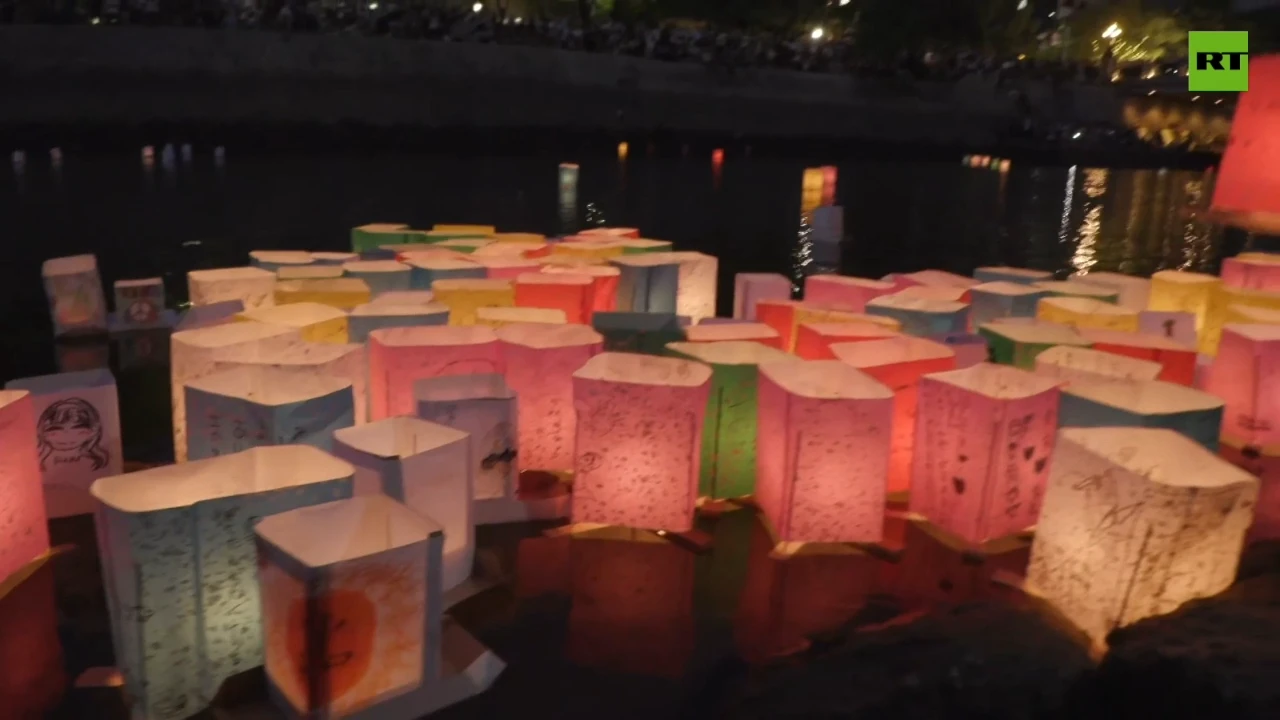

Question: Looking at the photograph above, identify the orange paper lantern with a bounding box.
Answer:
[794,321,899,360]
[1079,328,1198,386]
[515,273,593,324]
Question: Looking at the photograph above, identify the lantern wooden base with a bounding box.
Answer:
[474,481,573,526]
[754,506,907,561]
[543,523,714,553]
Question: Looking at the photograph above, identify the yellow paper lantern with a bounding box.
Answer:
[1224,304,1280,325]
[552,241,626,260]
[1148,269,1222,335]
[274,278,372,310]
[1037,296,1140,332]
[237,302,349,344]
[432,224,496,235]
[431,279,515,325]
[475,307,568,327]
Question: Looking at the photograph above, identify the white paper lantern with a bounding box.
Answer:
[43,254,108,336]
[188,266,277,310]
[1033,346,1163,386]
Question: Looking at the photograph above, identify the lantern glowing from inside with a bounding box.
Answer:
[794,321,899,359]
[406,258,486,291]
[5,369,122,519]
[184,365,354,460]
[250,250,313,272]
[733,273,793,320]
[910,363,1060,545]
[1149,270,1222,336]
[1067,271,1151,310]
[978,321,1090,369]
[1079,328,1197,386]
[866,294,968,337]
[1033,346,1162,386]
[1032,280,1118,303]
[1221,256,1280,292]
[277,265,344,281]
[188,266,277,310]
[256,495,442,717]
[1225,303,1280,326]
[970,281,1046,327]
[552,240,626,261]
[0,391,49,583]
[436,239,493,254]
[571,353,712,531]
[577,226,641,239]
[592,311,687,355]
[475,256,541,281]
[370,290,437,307]
[176,300,245,332]
[542,263,620,313]
[351,223,410,253]
[611,255,679,314]
[91,446,355,720]
[342,260,412,296]
[894,285,971,303]
[311,251,358,266]
[42,254,108,337]
[973,266,1052,285]
[348,302,450,343]
[238,302,349,344]
[667,252,719,323]
[683,322,782,349]
[513,273,592,324]
[897,270,980,290]
[1206,324,1280,450]
[476,306,567,327]
[497,323,602,473]
[756,359,893,544]
[212,341,368,427]
[831,336,956,495]
[274,278,372,311]
[368,326,500,420]
[416,374,518,513]
[803,275,895,313]
[612,238,673,254]
[1037,296,1139,332]
[666,341,793,499]
[492,232,546,244]
[432,224,496,237]
[113,277,168,330]
[431,278,515,326]
[1058,377,1224,451]
[928,332,989,368]
[1026,427,1257,647]
[1207,56,1280,234]
[331,417,473,591]
[171,322,304,462]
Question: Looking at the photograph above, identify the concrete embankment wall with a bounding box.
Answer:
[0,26,1124,144]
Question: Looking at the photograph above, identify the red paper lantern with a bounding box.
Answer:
[1209,55,1280,233]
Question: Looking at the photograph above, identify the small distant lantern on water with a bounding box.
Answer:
[733,273,793,320]
[42,255,109,337]
[1027,427,1258,648]
[112,278,170,331]
[1207,55,1280,236]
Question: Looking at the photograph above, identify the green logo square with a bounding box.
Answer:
[1188,31,1249,92]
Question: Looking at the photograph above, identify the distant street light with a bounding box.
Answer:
[839,0,850,5]
[473,2,483,12]
[811,27,824,40]
[1102,23,1122,40]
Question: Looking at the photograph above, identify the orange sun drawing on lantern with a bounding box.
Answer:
[285,589,377,708]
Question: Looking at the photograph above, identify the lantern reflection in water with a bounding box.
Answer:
[0,556,63,717]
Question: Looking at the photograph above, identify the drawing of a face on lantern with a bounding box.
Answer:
[36,397,108,471]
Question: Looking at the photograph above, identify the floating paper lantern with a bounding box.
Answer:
[803,275,895,312]
[866,295,968,337]
[733,273,792,320]
[5,369,122,518]
[795,304,900,335]
[612,238,673,254]
[592,312,686,355]
[92,446,354,720]
[970,281,1046,326]
[577,227,640,239]
[1058,377,1224,450]
[213,342,369,427]
[1034,346,1162,385]
[275,278,371,311]
[348,302,449,342]
[331,417,473,590]
[683,322,782,349]
[277,265,344,281]
[238,302,349,344]
[973,266,1052,285]
[1219,443,1280,541]
[1037,296,1139,331]
[756,299,805,351]
[189,266,276,309]
[171,322,303,462]
[405,258,486,291]
[669,252,719,323]
[514,273,592,324]
[112,277,170,330]
[1206,56,1280,234]
[475,256,542,280]
[755,359,893,544]
[310,251,359,266]
[896,270,980,290]
[1032,280,1118,303]
[351,223,410,253]
[1149,270,1221,337]
[475,307,567,327]
[256,495,444,717]
[398,247,466,263]
[611,255,680,314]
[910,363,1060,545]
[436,239,493,254]
[0,391,49,583]
[370,290,437,307]
[249,251,313,272]
[832,337,956,495]
[473,242,547,260]
[43,254,108,335]
[553,240,626,261]
[342,260,411,296]
[542,263,620,313]
[175,300,245,332]
[1067,271,1151,310]
[1206,324,1280,449]
[184,366,353,460]
[496,324,602,474]
[927,332,989,368]
[368,326,500,420]
[1221,256,1280,292]
[1225,304,1280,326]
[1079,328,1197,386]
[667,341,793,499]
[431,278,515,326]
[894,285,971,303]
[432,224,495,237]
[492,232,546,244]
[979,321,1090,369]
[1026,427,1257,647]
[571,353,712,531]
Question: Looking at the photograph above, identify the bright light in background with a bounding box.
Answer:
[514,16,522,23]
[1017,0,1027,9]
[1072,131,1083,139]
[810,27,824,40]
[617,141,629,161]
[90,16,100,24]
[1102,23,1122,40]
[839,0,850,5]
[472,2,482,11]
[368,2,377,8]
[1048,11,1055,17]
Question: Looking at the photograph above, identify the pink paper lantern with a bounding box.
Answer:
[571,353,712,531]
[515,273,594,325]
[542,263,620,313]
[831,337,957,495]
[497,323,604,473]
[1208,55,1280,234]
[1222,256,1280,292]
[803,275,895,312]
[368,326,501,420]
[0,392,49,583]
[683,322,782,349]
[477,256,542,280]
[734,273,792,320]
[910,363,1061,545]
[794,321,899,360]
[1206,324,1280,449]
[896,270,980,290]
[756,360,894,545]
